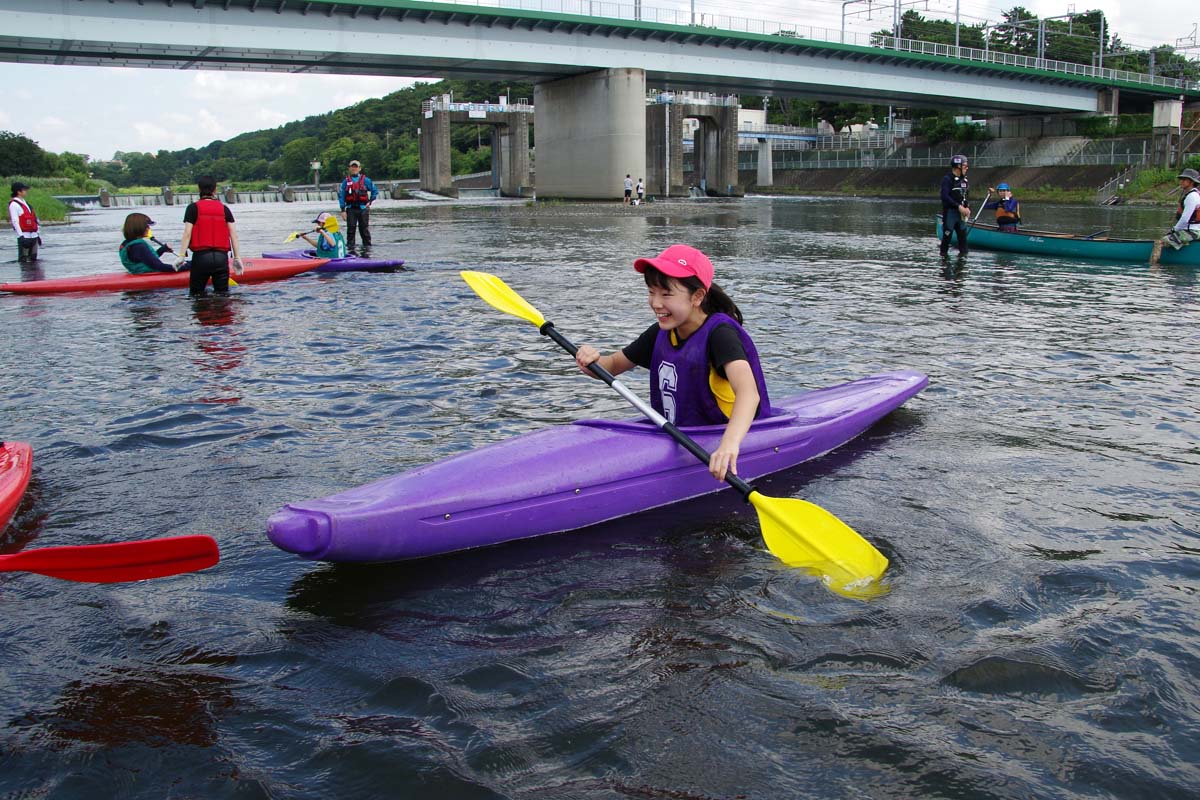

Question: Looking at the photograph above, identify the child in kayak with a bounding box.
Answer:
[298,212,347,259]
[119,213,181,274]
[574,244,772,482]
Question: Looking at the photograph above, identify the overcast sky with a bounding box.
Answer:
[0,0,1190,162]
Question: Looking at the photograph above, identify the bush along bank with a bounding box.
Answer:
[3,180,69,223]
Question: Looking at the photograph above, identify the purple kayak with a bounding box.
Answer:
[268,371,927,563]
[261,248,405,273]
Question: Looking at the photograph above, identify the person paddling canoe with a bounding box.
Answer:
[1151,168,1200,266]
[983,182,1022,232]
[573,244,772,482]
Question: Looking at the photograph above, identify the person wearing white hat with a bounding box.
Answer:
[299,212,347,258]
[1152,168,1200,265]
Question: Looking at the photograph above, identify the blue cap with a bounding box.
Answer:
[997,183,1010,191]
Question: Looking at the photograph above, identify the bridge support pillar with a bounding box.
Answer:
[495,112,532,196]
[681,99,742,197]
[420,109,455,196]
[756,139,773,187]
[1152,98,1183,167]
[646,102,685,197]
[535,68,646,199]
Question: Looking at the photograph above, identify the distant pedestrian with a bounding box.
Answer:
[938,155,971,256]
[8,182,41,263]
[339,159,378,252]
[636,177,645,203]
[983,182,1021,232]
[623,174,633,204]
[177,175,243,296]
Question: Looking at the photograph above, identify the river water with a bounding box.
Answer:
[1,196,1197,799]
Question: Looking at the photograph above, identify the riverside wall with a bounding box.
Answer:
[732,164,1133,197]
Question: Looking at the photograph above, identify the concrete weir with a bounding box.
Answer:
[534,68,647,201]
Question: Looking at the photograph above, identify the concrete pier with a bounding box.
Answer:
[419,98,532,197]
[646,93,742,198]
[534,68,646,200]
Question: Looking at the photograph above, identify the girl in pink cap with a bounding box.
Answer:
[575,243,772,482]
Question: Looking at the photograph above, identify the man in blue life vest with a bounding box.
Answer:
[939,154,971,256]
[338,159,378,252]
[1151,168,1200,265]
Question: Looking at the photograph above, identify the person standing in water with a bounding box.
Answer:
[338,159,378,252]
[8,182,41,263]
[939,155,971,256]
[177,175,243,296]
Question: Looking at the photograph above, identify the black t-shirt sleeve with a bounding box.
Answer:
[224,206,235,223]
[621,323,660,369]
[707,323,748,378]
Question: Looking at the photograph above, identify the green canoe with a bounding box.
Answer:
[935,217,1200,266]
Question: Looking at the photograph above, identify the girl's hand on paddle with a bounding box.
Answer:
[575,344,600,375]
[709,441,739,481]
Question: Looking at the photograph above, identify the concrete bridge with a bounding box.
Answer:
[4,0,1196,198]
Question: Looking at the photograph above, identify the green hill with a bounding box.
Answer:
[95,78,532,187]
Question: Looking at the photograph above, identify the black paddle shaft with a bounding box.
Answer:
[538,321,757,500]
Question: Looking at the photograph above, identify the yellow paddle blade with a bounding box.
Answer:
[750,492,889,599]
[284,231,300,243]
[460,271,546,328]
[228,277,238,287]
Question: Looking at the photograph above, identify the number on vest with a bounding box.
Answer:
[658,362,678,423]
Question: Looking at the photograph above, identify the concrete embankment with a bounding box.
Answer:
[737,164,1128,199]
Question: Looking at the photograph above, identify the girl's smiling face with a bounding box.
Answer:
[648,277,706,338]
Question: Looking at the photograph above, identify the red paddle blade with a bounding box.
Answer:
[0,535,219,583]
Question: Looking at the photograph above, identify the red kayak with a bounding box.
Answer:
[0,442,33,531]
[0,257,323,295]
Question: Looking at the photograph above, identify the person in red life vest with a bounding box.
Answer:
[338,159,378,252]
[176,175,244,296]
[8,182,41,263]
[573,244,772,482]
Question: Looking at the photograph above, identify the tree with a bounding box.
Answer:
[0,131,51,176]
[276,136,322,183]
[989,7,1038,56]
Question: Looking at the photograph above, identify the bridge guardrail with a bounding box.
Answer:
[425,0,1197,93]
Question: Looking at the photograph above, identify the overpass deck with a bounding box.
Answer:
[1,0,1196,113]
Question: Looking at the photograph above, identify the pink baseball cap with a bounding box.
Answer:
[633,244,713,288]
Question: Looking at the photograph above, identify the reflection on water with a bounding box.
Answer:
[0,197,1197,798]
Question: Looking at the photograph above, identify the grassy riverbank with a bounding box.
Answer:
[743,157,1200,205]
[2,177,70,222]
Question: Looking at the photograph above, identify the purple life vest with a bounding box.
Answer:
[649,312,772,426]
